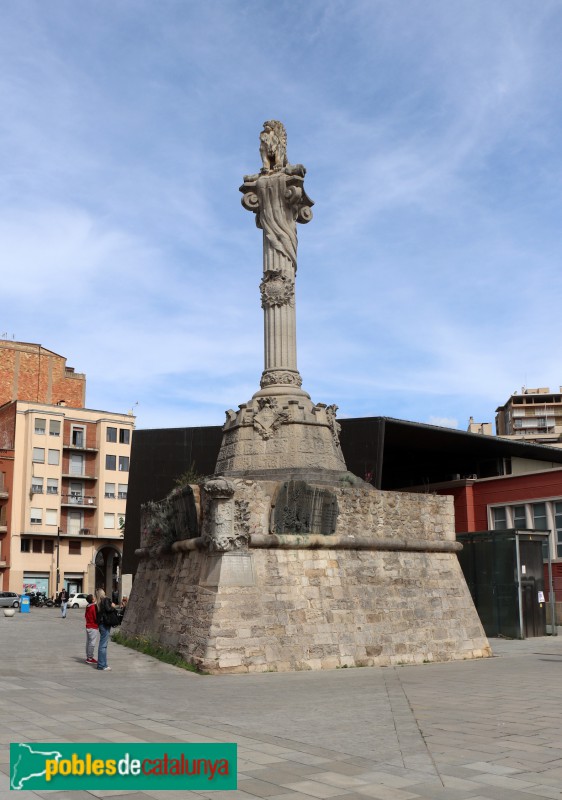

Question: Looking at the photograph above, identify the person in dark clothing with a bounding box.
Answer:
[95,589,116,671]
[59,588,68,619]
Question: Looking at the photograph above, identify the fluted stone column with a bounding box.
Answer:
[215,122,347,478]
[240,166,313,396]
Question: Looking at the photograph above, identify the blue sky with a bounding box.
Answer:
[2,1,562,432]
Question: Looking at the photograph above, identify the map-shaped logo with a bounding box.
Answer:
[10,743,62,789]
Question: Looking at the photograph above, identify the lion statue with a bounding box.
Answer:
[259,120,288,172]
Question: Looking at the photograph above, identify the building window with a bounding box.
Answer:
[104,513,115,529]
[32,447,45,463]
[48,449,60,466]
[68,510,82,535]
[492,507,507,530]
[118,483,127,500]
[105,483,115,499]
[30,508,42,524]
[105,454,116,471]
[35,418,46,435]
[49,419,61,436]
[68,541,81,555]
[532,503,548,531]
[43,539,54,554]
[69,453,84,476]
[45,509,57,526]
[31,478,44,494]
[118,515,125,532]
[106,427,117,443]
[490,500,558,560]
[20,538,30,552]
[119,428,130,444]
[47,478,58,494]
[71,426,85,448]
[32,539,42,553]
[118,456,129,472]
[513,505,526,529]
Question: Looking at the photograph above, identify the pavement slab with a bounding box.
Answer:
[1,611,562,798]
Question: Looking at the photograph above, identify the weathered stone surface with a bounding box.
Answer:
[271,480,338,535]
[140,485,198,550]
[123,482,491,673]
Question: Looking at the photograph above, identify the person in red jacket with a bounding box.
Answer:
[85,594,98,664]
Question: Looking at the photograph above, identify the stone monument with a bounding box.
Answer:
[121,122,491,673]
[215,120,347,480]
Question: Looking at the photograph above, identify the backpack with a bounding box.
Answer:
[100,599,121,628]
[106,608,121,627]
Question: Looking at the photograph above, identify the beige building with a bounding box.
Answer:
[0,399,134,597]
[495,387,562,447]
[467,417,493,436]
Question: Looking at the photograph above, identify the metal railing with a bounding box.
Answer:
[61,493,96,506]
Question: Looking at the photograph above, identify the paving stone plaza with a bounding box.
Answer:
[1,611,562,800]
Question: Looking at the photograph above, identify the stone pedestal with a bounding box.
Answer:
[122,481,492,673]
[215,397,347,476]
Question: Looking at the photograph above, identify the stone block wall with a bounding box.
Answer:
[123,546,489,673]
[123,482,491,673]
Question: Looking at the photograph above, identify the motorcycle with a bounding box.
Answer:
[27,592,54,608]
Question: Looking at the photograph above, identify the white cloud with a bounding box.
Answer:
[1,2,562,432]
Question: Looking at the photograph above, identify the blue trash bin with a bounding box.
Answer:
[20,595,30,613]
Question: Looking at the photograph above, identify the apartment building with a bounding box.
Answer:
[496,387,562,446]
[0,399,134,597]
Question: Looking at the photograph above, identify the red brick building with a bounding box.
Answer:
[0,340,85,408]
[432,470,562,595]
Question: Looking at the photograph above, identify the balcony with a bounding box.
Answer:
[59,528,95,538]
[62,473,97,481]
[0,481,8,500]
[63,442,99,453]
[61,493,97,508]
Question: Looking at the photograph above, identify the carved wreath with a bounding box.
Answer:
[260,272,294,309]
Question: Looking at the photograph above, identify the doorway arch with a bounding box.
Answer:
[94,545,122,598]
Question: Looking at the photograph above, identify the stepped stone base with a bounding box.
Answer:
[122,481,491,673]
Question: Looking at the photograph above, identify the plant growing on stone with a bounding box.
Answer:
[174,462,203,487]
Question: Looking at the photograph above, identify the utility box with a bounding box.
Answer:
[457,529,551,639]
[19,595,30,614]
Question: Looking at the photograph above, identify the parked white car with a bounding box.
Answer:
[68,593,89,608]
[0,591,20,608]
